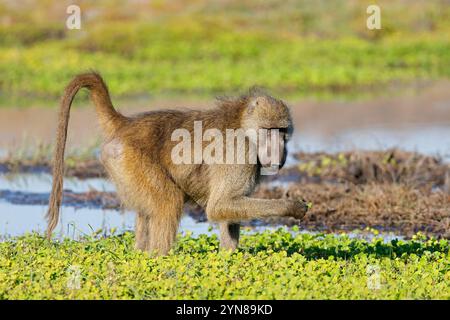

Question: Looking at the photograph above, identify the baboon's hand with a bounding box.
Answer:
[285,199,309,220]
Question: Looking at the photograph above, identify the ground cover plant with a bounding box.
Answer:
[0,229,449,299]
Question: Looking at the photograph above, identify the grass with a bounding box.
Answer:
[2,35,449,100]
[1,0,450,106]
[0,229,449,299]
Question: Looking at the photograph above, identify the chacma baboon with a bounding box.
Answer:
[46,72,308,255]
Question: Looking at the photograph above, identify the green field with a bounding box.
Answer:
[1,229,449,299]
[1,0,450,105]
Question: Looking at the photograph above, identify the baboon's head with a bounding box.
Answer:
[242,92,293,170]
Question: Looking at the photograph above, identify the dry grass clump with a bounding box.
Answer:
[292,149,449,189]
[255,182,450,238]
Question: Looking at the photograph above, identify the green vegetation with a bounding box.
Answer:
[1,0,450,106]
[1,229,449,299]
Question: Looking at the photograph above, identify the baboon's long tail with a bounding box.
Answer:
[46,72,127,239]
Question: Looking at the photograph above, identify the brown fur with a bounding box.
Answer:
[46,72,308,255]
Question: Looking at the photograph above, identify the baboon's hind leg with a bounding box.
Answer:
[135,212,149,251]
[219,222,240,251]
[143,184,185,256]
[117,149,185,255]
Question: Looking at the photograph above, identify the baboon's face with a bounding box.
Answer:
[244,96,293,170]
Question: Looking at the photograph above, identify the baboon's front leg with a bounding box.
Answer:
[219,222,240,251]
[207,197,308,222]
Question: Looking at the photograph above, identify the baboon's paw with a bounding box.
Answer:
[286,199,309,220]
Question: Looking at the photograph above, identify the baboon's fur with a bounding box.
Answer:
[46,72,308,255]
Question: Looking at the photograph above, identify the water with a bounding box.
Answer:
[0,172,406,242]
[0,173,216,239]
[0,201,402,243]
[0,172,115,193]
[290,125,450,161]
[0,202,215,240]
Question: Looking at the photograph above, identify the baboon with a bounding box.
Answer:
[46,72,308,255]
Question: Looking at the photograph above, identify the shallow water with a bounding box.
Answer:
[0,173,218,239]
[0,172,114,193]
[292,125,450,161]
[0,202,216,240]
[0,201,402,243]
[0,172,404,242]
[0,173,403,241]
